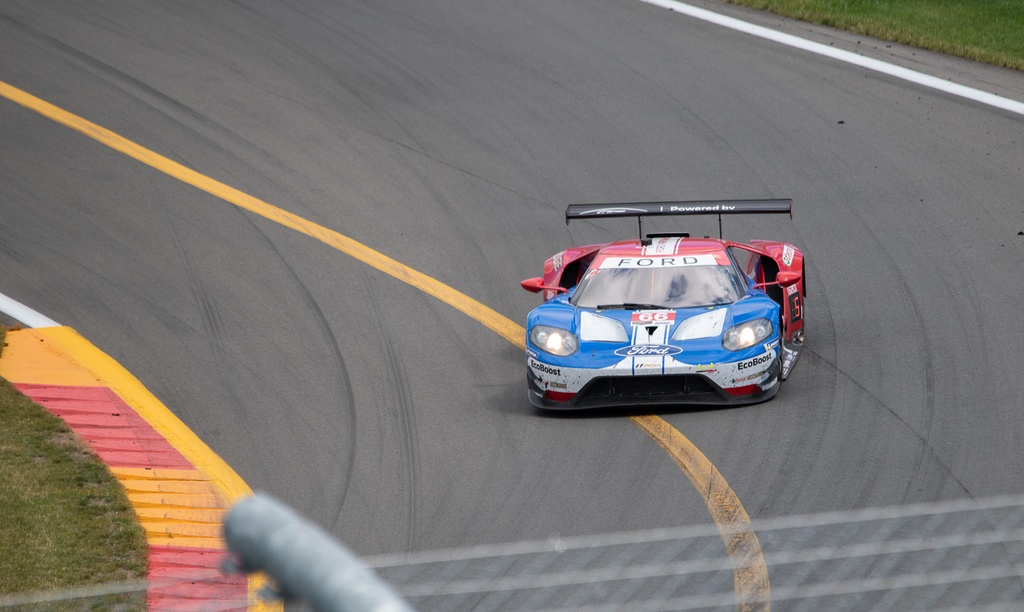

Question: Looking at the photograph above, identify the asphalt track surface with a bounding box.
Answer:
[2,0,1023,603]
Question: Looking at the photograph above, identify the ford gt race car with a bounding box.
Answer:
[521,199,805,410]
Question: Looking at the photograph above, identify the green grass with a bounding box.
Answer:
[0,2,1018,606]
[721,0,1024,70]
[0,326,148,609]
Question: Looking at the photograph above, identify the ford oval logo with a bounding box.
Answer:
[614,344,683,357]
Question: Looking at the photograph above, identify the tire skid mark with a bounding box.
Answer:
[239,212,358,530]
[261,1,433,155]
[827,198,941,502]
[1,78,770,610]
[364,274,421,551]
[802,347,971,497]
[164,207,226,343]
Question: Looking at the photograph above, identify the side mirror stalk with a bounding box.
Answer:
[754,270,801,291]
[520,277,568,294]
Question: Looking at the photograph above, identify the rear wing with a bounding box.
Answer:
[565,199,792,239]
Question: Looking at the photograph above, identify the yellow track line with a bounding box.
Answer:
[1,79,770,610]
[628,415,768,610]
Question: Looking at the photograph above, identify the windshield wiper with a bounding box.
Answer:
[595,303,672,311]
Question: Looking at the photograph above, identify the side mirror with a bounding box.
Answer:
[520,277,546,293]
[755,271,801,290]
[520,277,568,295]
[775,271,801,287]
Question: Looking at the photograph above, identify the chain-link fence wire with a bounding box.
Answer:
[365,494,1024,611]
[5,494,1024,611]
[0,570,252,611]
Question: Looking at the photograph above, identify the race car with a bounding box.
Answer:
[521,199,805,410]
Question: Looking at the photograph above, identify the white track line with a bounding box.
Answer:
[0,292,60,328]
[640,0,1024,117]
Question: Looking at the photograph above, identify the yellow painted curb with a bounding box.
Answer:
[26,327,251,501]
[1,327,277,610]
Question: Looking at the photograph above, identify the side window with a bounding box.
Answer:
[559,254,597,290]
[559,260,580,290]
[727,246,782,307]
[727,247,760,283]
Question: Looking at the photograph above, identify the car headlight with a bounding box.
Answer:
[722,318,774,351]
[530,325,579,356]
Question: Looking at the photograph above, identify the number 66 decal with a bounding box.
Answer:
[631,310,676,326]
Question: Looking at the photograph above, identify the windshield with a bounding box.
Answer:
[571,256,746,309]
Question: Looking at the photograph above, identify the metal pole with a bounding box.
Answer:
[223,493,414,612]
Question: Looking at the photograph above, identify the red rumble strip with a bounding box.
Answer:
[0,328,272,610]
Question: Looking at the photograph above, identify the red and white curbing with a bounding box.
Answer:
[0,324,273,610]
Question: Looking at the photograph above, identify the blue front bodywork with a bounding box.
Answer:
[525,286,784,408]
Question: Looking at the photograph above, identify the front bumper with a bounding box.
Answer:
[527,350,781,410]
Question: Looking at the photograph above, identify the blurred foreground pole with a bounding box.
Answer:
[224,493,414,612]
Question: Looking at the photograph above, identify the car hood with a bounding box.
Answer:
[527,295,778,368]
